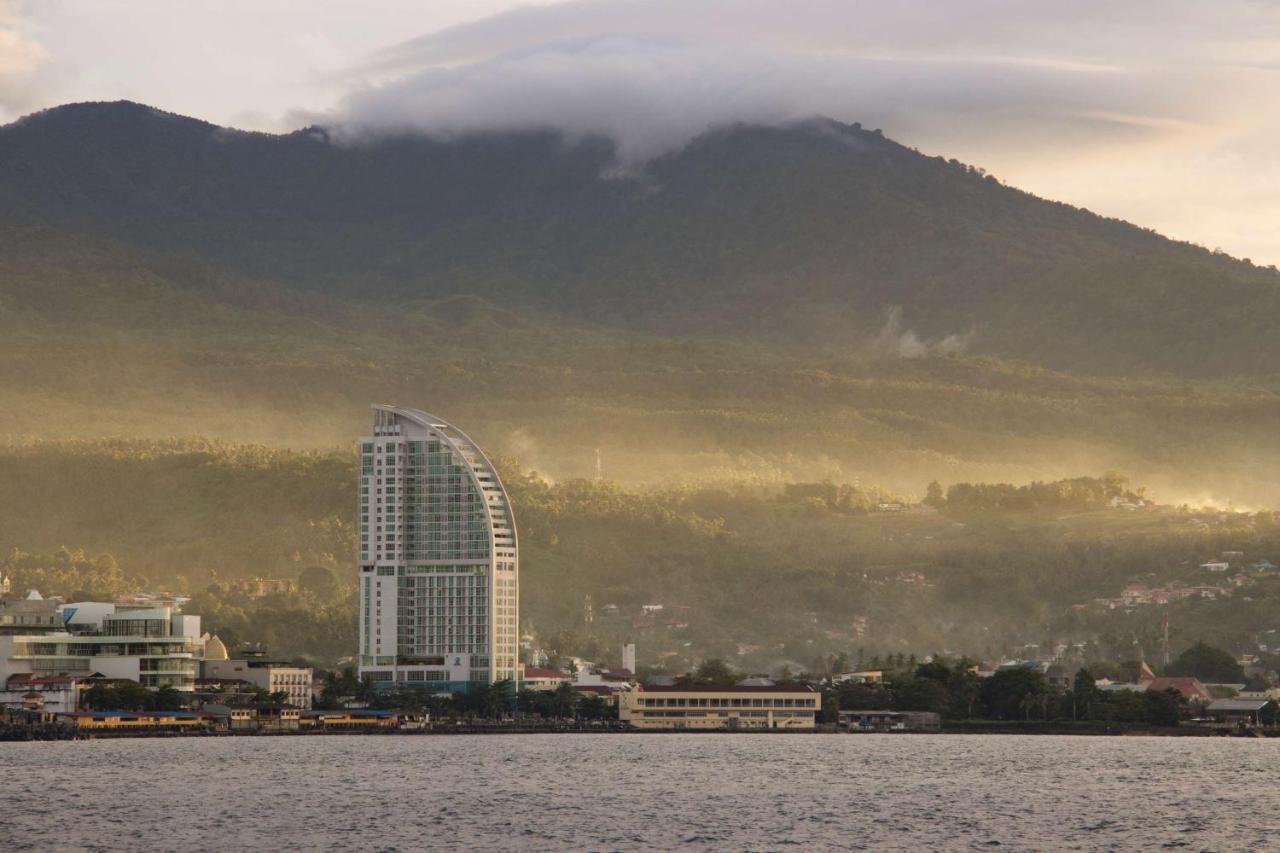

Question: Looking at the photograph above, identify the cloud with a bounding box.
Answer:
[334,32,1167,163]
[320,0,1280,262]
[0,0,49,120]
[329,0,1279,159]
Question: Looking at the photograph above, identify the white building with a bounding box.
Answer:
[0,599,203,691]
[619,684,818,730]
[0,674,82,714]
[622,642,636,675]
[202,658,313,709]
[357,405,520,692]
[521,666,572,692]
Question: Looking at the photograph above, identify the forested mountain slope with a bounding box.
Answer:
[3,101,1280,376]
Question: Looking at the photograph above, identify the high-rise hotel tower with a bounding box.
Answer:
[357,405,519,691]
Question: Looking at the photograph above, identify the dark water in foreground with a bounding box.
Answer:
[3,733,1276,851]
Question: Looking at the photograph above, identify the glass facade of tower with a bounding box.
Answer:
[357,405,519,691]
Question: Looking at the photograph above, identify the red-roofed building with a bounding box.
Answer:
[1138,661,1157,684]
[1144,677,1213,704]
[521,666,572,692]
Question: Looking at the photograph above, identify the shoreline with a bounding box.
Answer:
[3,722,1266,741]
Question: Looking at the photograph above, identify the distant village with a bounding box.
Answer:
[2,577,1278,739]
[5,411,1280,739]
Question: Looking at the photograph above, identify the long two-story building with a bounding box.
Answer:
[618,684,819,730]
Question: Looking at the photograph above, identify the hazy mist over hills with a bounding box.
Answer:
[3,100,1280,509]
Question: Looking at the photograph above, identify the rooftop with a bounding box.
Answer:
[1207,698,1274,711]
[638,684,815,693]
[62,711,208,719]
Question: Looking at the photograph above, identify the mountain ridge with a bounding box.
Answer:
[4,101,1279,377]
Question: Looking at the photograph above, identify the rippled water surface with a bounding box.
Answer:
[4,734,1278,851]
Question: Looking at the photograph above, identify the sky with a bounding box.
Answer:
[3,0,1279,265]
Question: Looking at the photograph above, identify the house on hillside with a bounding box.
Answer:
[1120,584,1152,605]
[1200,561,1230,573]
[832,670,884,684]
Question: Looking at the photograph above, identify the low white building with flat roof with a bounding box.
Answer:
[619,684,818,730]
[202,657,313,709]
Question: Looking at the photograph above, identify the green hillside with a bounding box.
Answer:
[6,101,1280,666]
[3,250,1280,504]
[3,102,1280,376]
[3,440,1278,669]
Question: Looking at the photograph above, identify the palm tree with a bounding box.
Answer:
[551,682,576,719]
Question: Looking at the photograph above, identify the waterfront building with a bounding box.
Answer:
[301,709,407,730]
[0,598,203,691]
[838,710,941,732]
[618,684,819,730]
[203,702,301,732]
[357,405,520,692]
[1206,698,1277,726]
[202,657,313,709]
[0,674,82,714]
[57,710,211,731]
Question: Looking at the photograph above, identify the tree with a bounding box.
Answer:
[152,685,184,711]
[578,694,615,721]
[298,565,341,603]
[890,675,949,714]
[832,680,892,711]
[318,667,361,709]
[1142,688,1185,726]
[947,672,981,720]
[354,675,378,704]
[1069,668,1100,721]
[678,659,738,687]
[981,668,1051,720]
[550,682,577,719]
[83,680,155,711]
[1167,642,1244,683]
[924,481,945,507]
